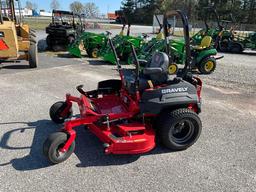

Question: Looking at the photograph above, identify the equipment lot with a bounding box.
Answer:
[0,29,256,192]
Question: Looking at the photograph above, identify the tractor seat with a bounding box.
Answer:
[193,36,212,50]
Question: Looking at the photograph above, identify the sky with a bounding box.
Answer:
[20,0,122,14]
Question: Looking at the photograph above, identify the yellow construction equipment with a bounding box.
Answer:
[0,0,37,68]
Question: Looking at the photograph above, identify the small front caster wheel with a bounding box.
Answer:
[88,48,99,58]
[49,101,73,124]
[43,132,75,164]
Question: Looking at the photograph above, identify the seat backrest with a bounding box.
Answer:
[144,52,169,83]
[200,36,212,48]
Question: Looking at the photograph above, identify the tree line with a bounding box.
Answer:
[25,0,100,18]
[121,0,256,24]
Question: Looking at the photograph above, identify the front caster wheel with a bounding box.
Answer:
[89,48,99,58]
[43,132,75,164]
[198,57,216,74]
[158,108,202,150]
[49,101,73,124]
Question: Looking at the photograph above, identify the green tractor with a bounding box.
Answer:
[68,31,109,58]
[134,13,222,75]
[236,32,256,50]
[101,25,144,64]
[192,7,244,53]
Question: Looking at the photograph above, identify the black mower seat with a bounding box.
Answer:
[143,52,169,85]
[122,52,170,94]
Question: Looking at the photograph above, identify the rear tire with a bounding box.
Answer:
[158,108,202,150]
[43,132,75,164]
[198,57,216,74]
[230,43,243,54]
[28,42,38,68]
[46,35,52,49]
[50,101,73,124]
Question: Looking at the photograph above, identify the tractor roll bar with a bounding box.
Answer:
[164,10,191,73]
[155,15,163,33]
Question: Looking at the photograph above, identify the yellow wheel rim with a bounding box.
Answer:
[204,61,214,72]
[168,64,178,75]
[92,50,98,58]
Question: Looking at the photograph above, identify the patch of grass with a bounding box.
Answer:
[23,17,51,30]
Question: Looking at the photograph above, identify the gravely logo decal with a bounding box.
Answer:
[161,87,188,94]
[0,39,9,50]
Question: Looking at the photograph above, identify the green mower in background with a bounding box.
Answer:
[68,31,109,58]
[100,24,145,64]
[133,14,222,75]
[191,7,256,53]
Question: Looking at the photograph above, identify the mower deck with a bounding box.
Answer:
[62,93,155,155]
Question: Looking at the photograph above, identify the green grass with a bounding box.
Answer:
[23,18,51,30]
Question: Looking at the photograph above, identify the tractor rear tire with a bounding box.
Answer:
[198,57,216,74]
[43,132,75,164]
[158,108,202,151]
[28,42,38,68]
[230,43,243,54]
[46,35,52,49]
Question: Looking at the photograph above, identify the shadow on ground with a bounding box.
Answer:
[1,65,30,70]
[0,119,174,171]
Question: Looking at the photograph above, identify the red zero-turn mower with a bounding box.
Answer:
[43,10,203,164]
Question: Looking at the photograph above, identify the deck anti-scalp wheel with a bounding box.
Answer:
[43,132,75,164]
[49,101,73,124]
[158,108,202,150]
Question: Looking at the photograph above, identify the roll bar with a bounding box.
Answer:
[164,10,192,75]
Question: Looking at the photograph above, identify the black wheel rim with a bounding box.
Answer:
[171,119,195,144]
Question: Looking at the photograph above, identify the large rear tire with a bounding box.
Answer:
[46,35,52,49]
[43,132,75,164]
[28,42,38,68]
[230,43,243,54]
[158,108,202,150]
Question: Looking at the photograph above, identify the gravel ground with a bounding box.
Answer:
[0,29,255,192]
